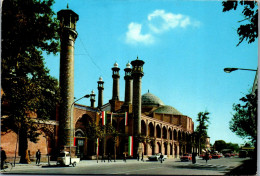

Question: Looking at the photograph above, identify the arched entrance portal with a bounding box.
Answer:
[75,130,85,159]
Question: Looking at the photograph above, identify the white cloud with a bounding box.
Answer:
[124,9,200,45]
[125,22,154,45]
[148,9,192,33]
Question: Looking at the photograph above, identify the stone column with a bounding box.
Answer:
[57,8,79,149]
[177,144,180,158]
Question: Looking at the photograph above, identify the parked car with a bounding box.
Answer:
[212,154,221,159]
[148,153,167,161]
[57,151,80,167]
[224,153,231,157]
[230,153,236,157]
[180,153,192,162]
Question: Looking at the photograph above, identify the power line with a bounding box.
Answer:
[78,36,105,77]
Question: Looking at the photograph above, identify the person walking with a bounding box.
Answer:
[205,152,209,164]
[1,148,7,170]
[192,152,196,164]
[108,153,112,162]
[141,152,144,162]
[102,154,105,162]
[160,153,163,163]
[123,152,127,163]
[36,149,41,165]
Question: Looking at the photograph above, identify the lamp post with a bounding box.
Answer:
[69,94,90,164]
[224,67,257,73]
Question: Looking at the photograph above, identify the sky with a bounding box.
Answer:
[44,0,258,146]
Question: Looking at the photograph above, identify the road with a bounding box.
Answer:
[2,157,249,175]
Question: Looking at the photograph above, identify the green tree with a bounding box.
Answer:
[195,111,210,153]
[214,140,226,152]
[222,0,258,46]
[226,142,239,152]
[1,0,59,163]
[229,92,257,146]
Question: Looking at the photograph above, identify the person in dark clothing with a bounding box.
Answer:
[160,154,163,163]
[101,154,105,162]
[36,149,41,165]
[141,152,144,162]
[108,153,112,162]
[205,152,209,163]
[1,148,7,170]
[192,152,196,164]
[123,152,127,162]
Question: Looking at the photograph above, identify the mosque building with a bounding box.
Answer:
[1,7,197,161]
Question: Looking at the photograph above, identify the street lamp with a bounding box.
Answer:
[69,94,90,164]
[224,67,257,73]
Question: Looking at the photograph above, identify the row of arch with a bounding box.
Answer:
[73,113,198,158]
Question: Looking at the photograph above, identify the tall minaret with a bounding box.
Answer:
[90,90,96,108]
[124,62,132,105]
[57,7,79,148]
[112,62,120,101]
[131,57,145,157]
[97,77,104,109]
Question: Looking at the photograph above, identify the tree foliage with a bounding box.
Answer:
[222,0,258,46]
[214,140,226,152]
[195,111,210,152]
[1,0,60,163]
[229,91,257,145]
[214,140,239,152]
[195,111,210,138]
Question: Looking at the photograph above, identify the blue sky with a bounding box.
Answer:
[44,0,258,145]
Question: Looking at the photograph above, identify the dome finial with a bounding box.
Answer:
[126,61,131,68]
[148,89,149,93]
[137,55,139,60]
[114,62,118,68]
[67,3,69,9]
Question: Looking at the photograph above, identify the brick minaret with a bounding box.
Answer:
[57,8,79,148]
[131,57,145,158]
[124,62,132,105]
[90,90,96,108]
[112,62,120,101]
[97,77,104,109]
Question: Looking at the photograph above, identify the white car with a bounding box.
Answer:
[148,153,167,161]
[57,151,80,167]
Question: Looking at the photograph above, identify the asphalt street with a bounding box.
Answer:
[1,157,250,175]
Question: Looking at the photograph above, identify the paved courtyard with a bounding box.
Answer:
[1,157,252,175]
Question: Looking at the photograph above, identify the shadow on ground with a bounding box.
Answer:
[225,159,257,175]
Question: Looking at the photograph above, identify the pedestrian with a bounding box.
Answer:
[160,153,163,163]
[102,154,105,162]
[205,152,209,164]
[123,152,127,162]
[141,152,144,162]
[192,152,196,164]
[1,147,7,170]
[36,149,41,165]
[108,153,112,162]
